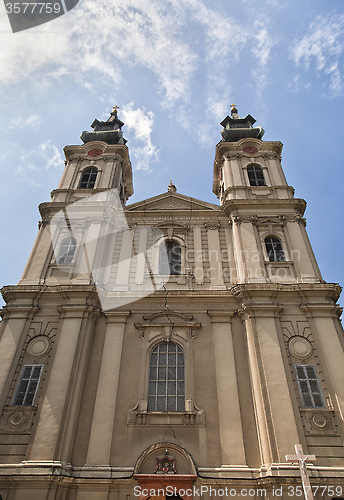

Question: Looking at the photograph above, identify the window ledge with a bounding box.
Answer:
[265,261,295,279]
[127,403,205,426]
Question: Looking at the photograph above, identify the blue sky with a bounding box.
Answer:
[1,0,344,306]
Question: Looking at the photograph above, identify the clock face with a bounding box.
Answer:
[87,149,103,157]
[243,146,258,155]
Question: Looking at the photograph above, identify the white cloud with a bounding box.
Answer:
[0,0,280,151]
[0,0,198,106]
[122,103,159,172]
[9,113,41,130]
[290,13,344,95]
[19,140,64,170]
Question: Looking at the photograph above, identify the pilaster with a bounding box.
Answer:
[240,301,300,464]
[84,311,130,472]
[0,302,39,402]
[208,311,246,466]
[28,304,94,461]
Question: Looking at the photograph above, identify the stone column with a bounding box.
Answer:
[242,303,300,464]
[28,304,92,461]
[135,226,148,285]
[0,304,38,401]
[193,226,204,284]
[116,230,133,287]
[232,218,265,283]
[58,308,99,464]
[84,311,129,472]
[285,220,319,281]
[20,225,52,283]
[208,311,246,465]
[206,225,225,289]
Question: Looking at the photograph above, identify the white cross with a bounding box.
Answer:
[286,444,316,500]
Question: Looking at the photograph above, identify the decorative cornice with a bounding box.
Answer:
[284,214,307,226]
[143,311,194,322]
[104,311,131,322]
[57,304,100,319]
[207,310,235,322]
[222,153,242,161]
[239,303,283,317]
[222,198,307,217]
[0,305,39,320]
[204,222,221,230]
[231,215,258,225]
[300,304,343,318]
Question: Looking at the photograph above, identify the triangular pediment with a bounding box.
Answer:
[125,191,220,213]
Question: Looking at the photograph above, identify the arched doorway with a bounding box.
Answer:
[134,444,197,500]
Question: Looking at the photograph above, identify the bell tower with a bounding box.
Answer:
[213,105,322,284]
[19,108,133,287]
[55,107,133,206]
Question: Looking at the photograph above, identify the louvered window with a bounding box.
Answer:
[159,241,181,275]
[148,342,185,412]
[265,236,285,262]
[58,237,77,264]
[247,165,266,186]
[295,365,325,408]
[79,167,98,189]
[13,365,43,406]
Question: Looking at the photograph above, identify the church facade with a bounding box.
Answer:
[1,107,344,500]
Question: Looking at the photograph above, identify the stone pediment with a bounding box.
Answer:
[125,192,220,213]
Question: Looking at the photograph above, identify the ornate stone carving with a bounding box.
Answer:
[312,413,328,429]
[204,222,221,230]
[27,336,51,358]
[300,409,337,436]
[288,336,313,359]
[222,153,242,160]
[154,450,177,474]
[0,406,37,432]
[232,215,257,225]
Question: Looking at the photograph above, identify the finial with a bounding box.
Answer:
[112,106,119,116]
[230,103,241,119]
[230,103,238,115]
[168,180,177,192]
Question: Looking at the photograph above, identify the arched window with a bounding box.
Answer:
[58,237,77,264]
[247,165,266,186]
[148,342,185,412]
[79,167,98,189]
[159,241,181,275]
[265,236,285,262]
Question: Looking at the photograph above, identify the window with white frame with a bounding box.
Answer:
[148,342,185,411]
[57,236,77,264]
[13,365,43,406]
[294,365,325,408]
[159,241,181,275]
[79,167,98,189]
